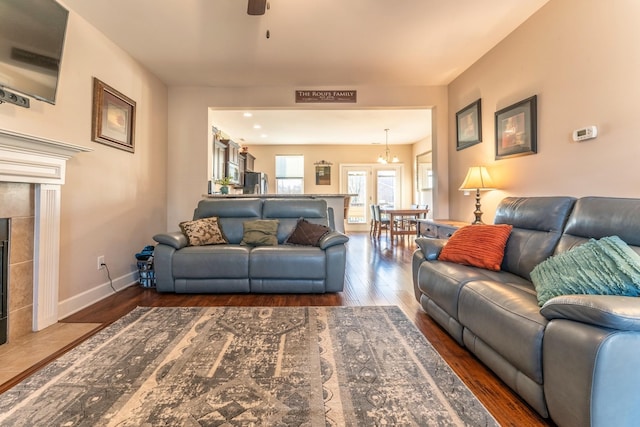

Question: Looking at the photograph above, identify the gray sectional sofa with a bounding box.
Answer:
[153,198,349,293]
[413,196,640,427]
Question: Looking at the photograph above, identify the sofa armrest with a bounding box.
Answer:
[541,295,640,331]
[319,231,349,249]
[415,237,447,261]
[153,231,188,250]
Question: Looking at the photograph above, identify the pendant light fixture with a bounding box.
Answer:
[377,128,399,164]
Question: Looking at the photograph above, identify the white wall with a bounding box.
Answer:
[167,85,449,229]
[448,0,640,223]
[0,8,168,315]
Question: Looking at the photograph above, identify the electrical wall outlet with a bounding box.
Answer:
[97,255,105,270]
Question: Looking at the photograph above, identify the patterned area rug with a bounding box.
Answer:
[0,306,498,426]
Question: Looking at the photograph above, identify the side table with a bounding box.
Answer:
[417,219,468,239]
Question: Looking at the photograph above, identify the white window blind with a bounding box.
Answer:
[275,155,304,194]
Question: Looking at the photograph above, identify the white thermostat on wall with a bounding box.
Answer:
[572,125,598,142]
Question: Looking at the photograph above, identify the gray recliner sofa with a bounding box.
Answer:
[153,198,349,293]
[413,196,640,427]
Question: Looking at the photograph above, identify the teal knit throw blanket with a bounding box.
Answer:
[531,235,640,306]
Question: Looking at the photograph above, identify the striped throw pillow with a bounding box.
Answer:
[438,224,513,271]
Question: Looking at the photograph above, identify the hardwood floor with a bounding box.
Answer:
[3,232,551,426]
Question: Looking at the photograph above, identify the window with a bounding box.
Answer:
[377,169,398,208]
[275,155,304,194]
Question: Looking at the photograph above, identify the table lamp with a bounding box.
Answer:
[459,166,496,224]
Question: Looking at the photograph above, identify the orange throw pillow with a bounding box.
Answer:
[438,224,513,271]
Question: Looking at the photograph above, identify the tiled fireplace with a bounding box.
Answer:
[0,129,89,342]
[0,182,35,342]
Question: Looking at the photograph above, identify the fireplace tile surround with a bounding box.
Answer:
[0,183,34,341]
[0,129,89,344]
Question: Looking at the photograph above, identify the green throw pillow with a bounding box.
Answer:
[530,235,640,306]
[240,219,279,246]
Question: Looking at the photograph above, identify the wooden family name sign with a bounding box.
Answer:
[295,90,357,103]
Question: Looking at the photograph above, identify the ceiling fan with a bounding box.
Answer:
[247,0,268,15]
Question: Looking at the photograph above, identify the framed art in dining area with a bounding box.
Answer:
[314,160,332,185]
[315,165,331,185]
[456,98,482,150]
[91,77,136,153]
[495,95,537,160]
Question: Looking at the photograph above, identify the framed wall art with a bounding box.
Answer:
[456,98,482,150]
[314,160,332,185]
[495,95,537,160]
[91,78,136,153]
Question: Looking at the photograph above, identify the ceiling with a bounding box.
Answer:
[64,0,549,145]
[209,109,432,145]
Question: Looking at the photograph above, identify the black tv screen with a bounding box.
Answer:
[0,0,69,104]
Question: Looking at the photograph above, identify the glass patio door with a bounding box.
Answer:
[342,167,371,231]
[341,165,402,232]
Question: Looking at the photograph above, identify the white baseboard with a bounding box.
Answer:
[58,271,138,320]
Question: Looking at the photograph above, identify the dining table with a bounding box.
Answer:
[380,207,430,242]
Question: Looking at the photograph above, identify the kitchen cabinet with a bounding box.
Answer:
[212,132,226,182]
[211,127,258,188]
[244,153,255,172]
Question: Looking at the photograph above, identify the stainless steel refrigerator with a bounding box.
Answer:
[243,172,268,194]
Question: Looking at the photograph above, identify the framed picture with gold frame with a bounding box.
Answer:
[91,78,136,153]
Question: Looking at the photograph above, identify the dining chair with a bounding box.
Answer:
[402,204,421,231]
[373,205,390,238]
[417,205,429,219]
[369,204,377,236]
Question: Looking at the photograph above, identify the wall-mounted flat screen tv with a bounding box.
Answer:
[0,0,69,104]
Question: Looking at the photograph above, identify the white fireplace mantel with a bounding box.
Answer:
[0,129,91,331]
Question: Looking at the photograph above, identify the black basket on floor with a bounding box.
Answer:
[137,258,156,288]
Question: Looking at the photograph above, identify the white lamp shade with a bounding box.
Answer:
[459,166,496,191]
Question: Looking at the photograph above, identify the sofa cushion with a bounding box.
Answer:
[173,245,250,278]
[416,260,532,321]
[285,218,331,246]
[495,196,576,280]
[262,199,329,243]
[438,224,513,271]
[250,246,326,279]
[531,235,640,306]
[179,217,228,246]
[241,219,279,246]
[559,196,640,248]
[193,198,263,244]
[459,279,548,384]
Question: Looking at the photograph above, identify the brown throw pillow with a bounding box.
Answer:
[286,218,331,246]
[438,224,513,271]
[241,219,279,246]
[179,217,228,246]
